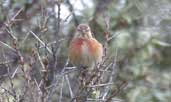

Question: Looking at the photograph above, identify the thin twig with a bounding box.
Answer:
[35,50,45,70]
[0,41,16,51]
[29,31,52,54]
[1,7,24,28]
[66,0,79,26]
[65,75,74,98]
[87,83,114,88]
[59,76,64,102]
[11,66,19,79]
[0,60,15,65]
[102,47,118,100]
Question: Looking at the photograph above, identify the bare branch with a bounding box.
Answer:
[29,31,53,54]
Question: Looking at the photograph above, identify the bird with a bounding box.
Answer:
[69,24,103,70]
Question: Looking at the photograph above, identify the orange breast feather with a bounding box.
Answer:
[87,38,103,61]
[69,38,103,67]
[69,38,84,66]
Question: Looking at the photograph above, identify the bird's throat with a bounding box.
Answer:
[83,32,93,39]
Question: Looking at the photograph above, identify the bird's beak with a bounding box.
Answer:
[81,30,86,35]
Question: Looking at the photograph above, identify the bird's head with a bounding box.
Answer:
[76,24,92,38]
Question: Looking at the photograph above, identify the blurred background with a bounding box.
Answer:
[0,0,171,102]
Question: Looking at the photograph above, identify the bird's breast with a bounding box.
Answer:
[69,37,103,68]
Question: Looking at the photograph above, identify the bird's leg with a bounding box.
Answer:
[78,65,88,87]
[75,66,90,101]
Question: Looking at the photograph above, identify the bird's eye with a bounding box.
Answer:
[76,24,90,32]
[77,27,81,32]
